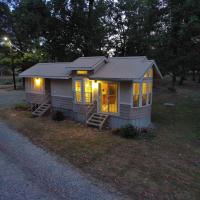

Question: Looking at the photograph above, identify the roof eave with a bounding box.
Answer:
[19,74,71,79]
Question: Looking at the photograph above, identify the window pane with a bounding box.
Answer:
[85,80,92,103]
[142,82,147,106]
[77,70,88,75]
[75,81,82,103]
[133,95,140,107]
[148,82,153,104]
[133,83,140,107]
[149,68,153,77]
[144,68,153,78]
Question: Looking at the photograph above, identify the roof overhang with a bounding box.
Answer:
[18,75,71,79]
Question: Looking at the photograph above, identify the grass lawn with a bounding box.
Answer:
[0,80,200,200]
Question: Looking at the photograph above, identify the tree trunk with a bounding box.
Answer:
[192,69,196,81]
[198,71,200,83]
[169,72,176,92]
[179,76,184,85]
[172,73,176,88]
[11,56,16,90]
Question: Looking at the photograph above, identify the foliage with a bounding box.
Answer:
[113,124,140,139]
[52,111,65,121]
[0,0,200,88]
[15,103,29,111]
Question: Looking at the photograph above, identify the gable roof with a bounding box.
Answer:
[90,57,162,81]
[19,62,71,79]
[66,56,106,70]
[19,56,162,80]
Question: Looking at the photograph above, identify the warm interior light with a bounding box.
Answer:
[34,78,41,87]
[77,70,88,75]
[75,80,82,102]
[92,81,98,91]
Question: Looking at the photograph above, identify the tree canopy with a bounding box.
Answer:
[0,0,200,87]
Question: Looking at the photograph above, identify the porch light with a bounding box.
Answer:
[3,36,9,41]
[34,78,41,87]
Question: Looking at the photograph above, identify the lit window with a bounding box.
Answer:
[133,81,152,107]
[133,83,140,107]
[142,82,148,106]
[77,70,88,75]
[75,80,82,103]
[32,78,44,93]
[85,80,92,104]
[148,82,153,104]
[144,68,153,78]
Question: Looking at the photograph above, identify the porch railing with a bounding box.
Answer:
[86,100,97,121]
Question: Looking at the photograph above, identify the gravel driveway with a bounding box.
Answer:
[0,121,127,200]
[0,89,25,108]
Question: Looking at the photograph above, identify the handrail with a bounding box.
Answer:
[86,100,97,120]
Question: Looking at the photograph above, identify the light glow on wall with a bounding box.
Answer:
[92,81,98,91]
[34,78,41,87]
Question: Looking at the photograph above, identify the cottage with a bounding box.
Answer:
[19,56,162,129]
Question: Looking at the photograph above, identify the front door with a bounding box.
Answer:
[100,82,118,114]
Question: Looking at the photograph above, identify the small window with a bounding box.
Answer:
[75,80,82,103]
[133,83,140,107]
[144,68,153,78]
[77,70,88,75]
[85,79,92,104]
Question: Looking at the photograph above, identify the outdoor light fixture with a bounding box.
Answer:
[34,78,41,87]
[3,36,9,41]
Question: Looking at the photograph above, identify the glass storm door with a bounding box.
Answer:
[100,82,118,113]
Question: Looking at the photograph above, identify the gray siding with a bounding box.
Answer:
[51,96,88,123]
[51,79,73,97]
[109,115,151,129]
[73,104,88,122]
[26,93,46,104]
[51,96,73,110]
[120,104,151,120]
[120,81,132,104]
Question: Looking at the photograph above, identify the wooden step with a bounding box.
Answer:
[32,103,51,117]
[86,113,109,130]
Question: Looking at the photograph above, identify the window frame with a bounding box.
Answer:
[131,80,153,108]
[73,78,93,104]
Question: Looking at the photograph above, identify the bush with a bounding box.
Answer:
[15,103,30,111]
[113,125,156,139]
[113,124,140,139]
[52,111,65,121]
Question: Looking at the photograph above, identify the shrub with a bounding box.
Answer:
[52,111,65,121]
[116,124,140,139]
[15,103,30,111]
[113,124,156,139]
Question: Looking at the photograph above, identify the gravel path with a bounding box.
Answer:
[0,121,127,200]
[0,89,25,108]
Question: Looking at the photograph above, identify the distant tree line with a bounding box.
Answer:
[0,0,200,90]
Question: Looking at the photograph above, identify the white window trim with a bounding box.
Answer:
[73,78,93,105]
[98,81,120,116]
[131,80,153,108]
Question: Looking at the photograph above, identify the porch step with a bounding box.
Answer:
[86,113,109,130]
[32,103,51,117]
